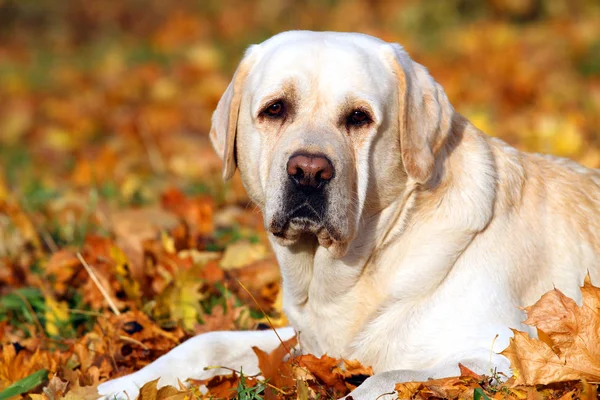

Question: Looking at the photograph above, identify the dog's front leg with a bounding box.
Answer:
[97,327,295,400]
[341,355,511,400]
[342,368,461,400]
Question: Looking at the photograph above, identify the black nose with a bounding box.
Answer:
[287,153,334,191]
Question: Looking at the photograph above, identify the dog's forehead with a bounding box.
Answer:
[248,31,393,101]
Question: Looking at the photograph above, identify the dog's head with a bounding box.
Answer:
[210,31,454,257]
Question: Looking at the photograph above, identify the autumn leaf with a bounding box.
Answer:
[0,369,48,400]
[39,375,69,399]
[220,241,269,271]
[201,373,260,400]
[501,277,600,385]
[43,296,70,337]
[252,335,298,393]
[1,2,600,400]
[138,378,159,399]
[59,384,100,400]
[293,354,349,396]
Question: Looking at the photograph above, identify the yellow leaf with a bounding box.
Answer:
[0,173,7,202]
[44,297,70,337]
[111,245,141,300]
[161,231,176,254]
[220,241,268,270]
[172,280,203,331]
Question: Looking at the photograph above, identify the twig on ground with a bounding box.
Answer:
[119,335,150,350]
[77,252,121,315]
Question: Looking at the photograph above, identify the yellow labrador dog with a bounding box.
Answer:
[99,31,600,399]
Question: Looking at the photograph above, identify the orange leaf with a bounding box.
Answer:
[138,378,159,399]
[458,363,483,380]
[253,335,297,389]
[502,278,600,385]
[295,354,347,394]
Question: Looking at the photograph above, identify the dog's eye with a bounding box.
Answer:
[263,101,285,118]
[347,110,371,127]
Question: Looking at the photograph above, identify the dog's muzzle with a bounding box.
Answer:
[269,152,337,244]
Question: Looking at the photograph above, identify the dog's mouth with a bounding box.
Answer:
[268,203,346,254]
[270,203,325,238]
[266,177,352,258]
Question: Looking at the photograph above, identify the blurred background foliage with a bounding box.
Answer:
[1,0,599,178]
[0,0,599,325]
[0,0,599,395]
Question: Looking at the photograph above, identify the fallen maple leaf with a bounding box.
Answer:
[396,375,483,400]
[293,354,349,395]
[59,383,100,400]
[202,372,260,400]
[501,276,600,385]
[253,335,298,392]
[138,378,159,399]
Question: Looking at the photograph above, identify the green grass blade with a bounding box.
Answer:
[474,387,491,400]
[0,368,48,400]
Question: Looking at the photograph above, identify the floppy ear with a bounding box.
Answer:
[383,44,454,184]
[210,46,259,181]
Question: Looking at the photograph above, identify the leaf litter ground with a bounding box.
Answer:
[1,1,600,399]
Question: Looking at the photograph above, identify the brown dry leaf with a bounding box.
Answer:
[0,345,60,389]
[43,374,69,398]
[458,363,483,380]
[59,383,100,400]
[3,2,600,400]
[581,379,598,399]
[44,250,81,296]
[229,257,281,311]
[193,298,238,334]
[395,375,481,400]
[155,385,189,399]
[395,381,423,399]
[253,335,297,391]
[294,354,347,395]
[161,187,214,235]
[109,206,179,281]
[502,278,600,385]
[198,259,225,284]
[338,359,374,382]
[203,373,248,400]
[138,378,159,399]
[0,201,42,252]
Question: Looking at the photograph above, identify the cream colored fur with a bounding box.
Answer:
[98,31,600,400]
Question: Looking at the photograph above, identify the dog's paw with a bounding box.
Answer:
[97,375,139,399]
[97,371,189,400]
[97,372,150,400]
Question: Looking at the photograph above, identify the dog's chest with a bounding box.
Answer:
[283,290,373,358]
[279,247,386,358]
